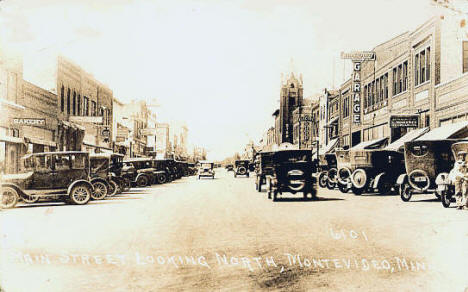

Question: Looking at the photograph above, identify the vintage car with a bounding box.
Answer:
[335,148,352,193]
[397,121,468,202]
[1,151,94,208]
[234,160,250,177]
[151,159,174,184]
[435,142,468,208]
[198,161,215,179]
[316,138,339,189]
[122,158,155,187]
[225,164,234,171]
[255,151,275,192]
[348,128,428,196]
[266,149,317,201]
[336,137,389,195]
[187,163,197,175]
[89,153,127,197]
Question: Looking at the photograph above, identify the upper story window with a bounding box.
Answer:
[393,61,407,96]
[91,101,97,116]
[415,47,430,86]
[343,96,350,118]
[60,86,64,112]
[83,97,89,116]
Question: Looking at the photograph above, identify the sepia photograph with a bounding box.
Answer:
[1,0,468,291]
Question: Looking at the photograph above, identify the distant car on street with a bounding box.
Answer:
[198,161,215,179]
[225,164,233,171]
[234,160,250,178]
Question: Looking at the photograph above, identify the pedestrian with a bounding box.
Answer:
[448,151,468,210]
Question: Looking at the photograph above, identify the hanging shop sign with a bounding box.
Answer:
[340,51,376,61]
[352,61,361,125]
[13,118,45,126]
[139,128,157,136]
[69,116,103,124]
[389,115,419,128]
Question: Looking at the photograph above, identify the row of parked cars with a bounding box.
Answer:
[316,120,468,208]
[0,152,197,209]
[252,121,468,207]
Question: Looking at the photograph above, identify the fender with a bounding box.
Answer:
[1,183,27,198]
[372,172,386,189]
[135,173,150,181]
[90,177,110,189]
[67,180,93,195]
[396,174,407,186]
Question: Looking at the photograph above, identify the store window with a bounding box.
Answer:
[67,88,70,115]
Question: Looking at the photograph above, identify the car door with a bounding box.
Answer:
[31,154,54,190]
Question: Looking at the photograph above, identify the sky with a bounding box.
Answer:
[0,0,442,160]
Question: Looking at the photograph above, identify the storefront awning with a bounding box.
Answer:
[385,127,429,151]
[352,137,389,150]
[24,136,56,147]
[326,116,339,127]
[416,121,468,141]
[61,120,86,131]
[319,138,339,155]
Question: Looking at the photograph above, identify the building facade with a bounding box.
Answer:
[278,72,303,144]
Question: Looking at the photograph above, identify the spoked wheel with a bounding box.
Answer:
[157,174,168,184]
[377,175,393,195]
[441,191,452,208]
[1,187,19,209]
[337,181,349,193]
[137,175,149,187]
[91,181,108,200]
[68,184,91,205]
[107,180,119,197]
[318,172,328,188]
[351,169,368,196]
[23,194,40,204]
[326,179,336,190]
[399,183,413,202]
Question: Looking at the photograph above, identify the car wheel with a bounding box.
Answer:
[399,183,413,202]
[247,173,250,177]
[137,175,149,187]
[318,172,328,188]
[69,184,91,205]
[337,181,348,193]
[377,178,393,195]
[91,181,108,200]
[326,178,336,190]
[157,174,168,184]
[441,191,451,208]
[107,180,119,197]
[1,187,19,209]
[23,194,40,204]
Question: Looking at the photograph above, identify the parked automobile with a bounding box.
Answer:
[335,148,352,193]
[122,158,155,187]
[397,121,468,202]
[435,141,468,208]
[255,151,275,192]
[198,161,215,179]
[347,128,428,196]
[152,159,174,183]
[187,163,197,175]
[336,137,389,195]
[89,153,126,197]
[316,138,339,189]
[234,160,250,178]
[225,164,234,171]
[266,149,317,201]
[1,151,94,208]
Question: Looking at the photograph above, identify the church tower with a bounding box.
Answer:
[279,63,303,144]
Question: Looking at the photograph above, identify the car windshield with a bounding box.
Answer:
[201,163,212,169]
[91,158,108,172]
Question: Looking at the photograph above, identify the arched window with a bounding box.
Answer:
[60,86,64,112]
[67,88,70,115]
[290,83,295,88]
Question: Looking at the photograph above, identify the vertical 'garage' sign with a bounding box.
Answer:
[352,61,361,125]
[341,51,376,126]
